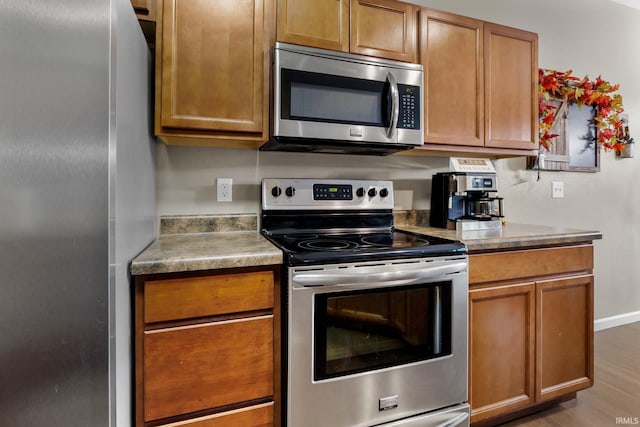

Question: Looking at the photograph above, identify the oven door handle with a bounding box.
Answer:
[293,262,467,287]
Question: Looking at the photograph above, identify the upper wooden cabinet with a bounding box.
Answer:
[155,0,274,147]
[417,9,538,156]
[276,0,349,52]
[484,22,538,151]
[350,0,417,62]
[419,9,484,147]
[277,0,417,62]
[151,1,536,153]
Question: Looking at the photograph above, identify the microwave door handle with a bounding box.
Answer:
[386,72,399,138]
[294,262,467,287]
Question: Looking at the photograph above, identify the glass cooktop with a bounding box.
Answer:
[263,229,466,266]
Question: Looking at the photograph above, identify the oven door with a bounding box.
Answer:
[286,256,468,427]
[271,43,423,148]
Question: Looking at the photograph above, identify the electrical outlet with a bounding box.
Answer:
[552,181,564,199]
[217,178,232,202]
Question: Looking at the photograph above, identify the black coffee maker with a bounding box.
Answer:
[430,172,504,230]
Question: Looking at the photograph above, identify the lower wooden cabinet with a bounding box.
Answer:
[135,267,279,427]
[468,245,594,425]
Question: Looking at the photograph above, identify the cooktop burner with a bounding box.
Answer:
[275,231,430,252]
[298,238,359,251]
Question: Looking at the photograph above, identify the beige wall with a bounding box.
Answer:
[156,0,640,321]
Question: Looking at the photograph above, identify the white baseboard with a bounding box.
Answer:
[594,311,640,331]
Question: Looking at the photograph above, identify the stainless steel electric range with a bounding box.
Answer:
[261,178,470,427]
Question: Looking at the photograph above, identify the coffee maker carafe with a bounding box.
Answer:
[429,159,504,231]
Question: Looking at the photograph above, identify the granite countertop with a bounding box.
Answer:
[130,215,283,275]
[398,222,602,252]
[131,213,602,276]
[131,231,282,275]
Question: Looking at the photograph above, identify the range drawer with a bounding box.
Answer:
[144,271,274,323]
[469,244,593,284]
[144,315,274,421]
[156,402,273,427]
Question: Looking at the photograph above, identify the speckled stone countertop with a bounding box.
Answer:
[130,215,282,276]
[131,213,602,275]
[398,222,602,252]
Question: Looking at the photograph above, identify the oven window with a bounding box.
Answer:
[281,69,389,127]
[314,282,452,380]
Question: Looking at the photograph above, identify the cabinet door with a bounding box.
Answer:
[536,275,594,402]
[484,22,538,150]
[277,0,349,51]
[350,0,416,62]
[468,283,536,424]
[144,315,274,421]
[158,0,272,138]
[419,9,483,146]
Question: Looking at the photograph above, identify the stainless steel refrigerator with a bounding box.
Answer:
[0,0,156,426]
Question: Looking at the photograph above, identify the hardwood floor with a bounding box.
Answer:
[499,322,640,426]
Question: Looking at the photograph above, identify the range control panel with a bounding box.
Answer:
[313,184,353,200]
[262,178,394,210]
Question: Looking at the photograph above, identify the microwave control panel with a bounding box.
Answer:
[398,84,420,130]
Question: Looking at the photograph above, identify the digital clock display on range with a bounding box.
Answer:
[313,184,352,200]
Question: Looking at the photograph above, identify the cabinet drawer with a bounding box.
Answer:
[469,245,593,284]
[144,271,274,323]
[144,315,274,421]
[157,402,273,427]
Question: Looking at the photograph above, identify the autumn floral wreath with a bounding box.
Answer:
[538,68,625,151]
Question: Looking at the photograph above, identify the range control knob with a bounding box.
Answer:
[356,187,365,198]
[271,186,282,197]
[379,188,389,198]
[285,186,296,197]
[368,188,377,197]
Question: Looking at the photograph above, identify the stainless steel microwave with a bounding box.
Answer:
[261,43,424,156]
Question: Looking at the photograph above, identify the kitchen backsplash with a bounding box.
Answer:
[159,214,258,234]
[156,144,451,217]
